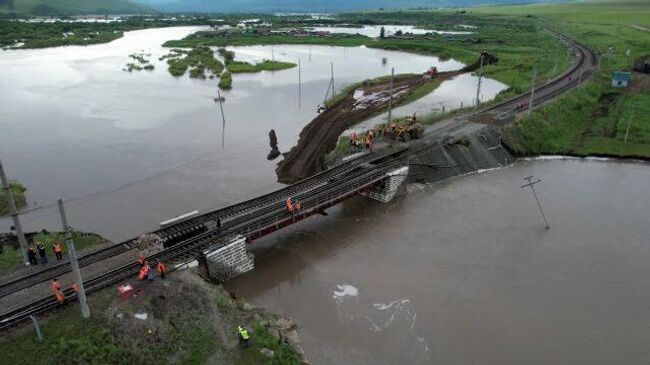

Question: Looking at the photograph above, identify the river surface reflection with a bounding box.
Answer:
[227,158,650,365]
[0,26,502,242]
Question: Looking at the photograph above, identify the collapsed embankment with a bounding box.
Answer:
[276,53,497,183]
[0,270,307,365]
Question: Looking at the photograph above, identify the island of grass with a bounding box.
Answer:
[226,59,296,73]
[0,230,106,273]
[219,71,233,89]
[0,181,26,216]
[164,46,224,79]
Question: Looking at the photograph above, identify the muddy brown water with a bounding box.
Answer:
[227,158,650,364]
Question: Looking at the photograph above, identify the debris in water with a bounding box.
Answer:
[134,312,148,320]
[332,284,359,304]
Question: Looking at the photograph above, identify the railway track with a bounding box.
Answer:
[0,32,597,332]
[0,147,405,298]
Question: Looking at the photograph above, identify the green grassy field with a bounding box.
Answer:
[480,1,650,158]
[0,231,106,273]
[226,59,296,73]
[0,181,26,216]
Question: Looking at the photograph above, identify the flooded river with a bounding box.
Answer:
[227,158,650,364]
[0,26,503,241]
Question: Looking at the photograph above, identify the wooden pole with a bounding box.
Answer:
[387,67,395,124]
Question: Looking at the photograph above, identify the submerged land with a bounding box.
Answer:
[0,2,648,364]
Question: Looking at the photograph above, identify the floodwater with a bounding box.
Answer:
[349,72,509,132]
[311,25,473,37]
[0,26,503,242]
[227,158,650,364]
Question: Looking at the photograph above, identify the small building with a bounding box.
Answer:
[612,71,632,88]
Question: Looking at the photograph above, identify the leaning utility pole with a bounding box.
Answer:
[57,198,90,318]
[330,62,335,97]
[298,58,301,109]
[387,67,395,124]
[521,176,550,229]
[0,159,29,264]
[527,66,537,116]
[217,89,226,148]
[475,53,484,110]
[624,108,635,143]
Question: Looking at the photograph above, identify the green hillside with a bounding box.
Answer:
[0,0,153,16]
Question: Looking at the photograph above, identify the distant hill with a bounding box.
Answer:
[0,0,153,16]
[133,0,571,13]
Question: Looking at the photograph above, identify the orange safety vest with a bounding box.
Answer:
[286,198,293,212]
[55,291,65,303]
[53,243,62,253]
[156,262,166,274]
[139,264,150,280]
[51,281,61,293]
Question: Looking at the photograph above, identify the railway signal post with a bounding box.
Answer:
[521,176,550,229]
[57,198,90,318]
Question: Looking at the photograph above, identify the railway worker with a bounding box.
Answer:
[52,240,64,261]
[37,242,48,265]
[286,197,294,213]
[138,261,150,280]
[27,246,38,266]
[294,200,302,211]
[70,282,78,293]
[156,261,167,280]
[137,255,145,267]
[51,278,64,303]
[237,325,250,347]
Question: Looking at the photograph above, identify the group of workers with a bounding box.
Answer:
[137,255,166,281]
[50,278,78,303]
[349,129,379,152]
[285,197,302,213]
[27,240,64,266]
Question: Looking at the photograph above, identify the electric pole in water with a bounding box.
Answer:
[387,67,395,124]
[57,198,90,318]
[298,58,301,109]
[0,159,29,264]
[527,66,537,116]
[475,53,484,110]
[217,89,226,148]
[521,176,550,229]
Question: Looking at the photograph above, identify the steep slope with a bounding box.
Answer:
[0,0,153,15]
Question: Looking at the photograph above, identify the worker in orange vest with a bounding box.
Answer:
[286,197,293,212]
[137,255,145,267]
[52,241,64,261]
[138,261,150,280]
[71,282,78,293]
[156,261,166,280]
[51,278,64,303]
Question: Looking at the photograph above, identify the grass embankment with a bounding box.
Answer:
[477,2,650,158]
[0,231,106,273]
[226,60,296,73]
[0,181,26,216]
[0,271,302,365]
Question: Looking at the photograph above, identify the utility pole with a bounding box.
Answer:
[298,58,301,109]
[553,38,559,74]
[475,53,484,110]
[521,176,550,229]
[527,66,537,116]
[624,108,635,143]
[387,67,395,124]
[57,198,90,318]
[217,89,226,148]
[330,62,335,97]
[0,159,29,264]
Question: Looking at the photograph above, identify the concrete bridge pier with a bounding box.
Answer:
[200,236,255,283]
[362,166,410,203]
